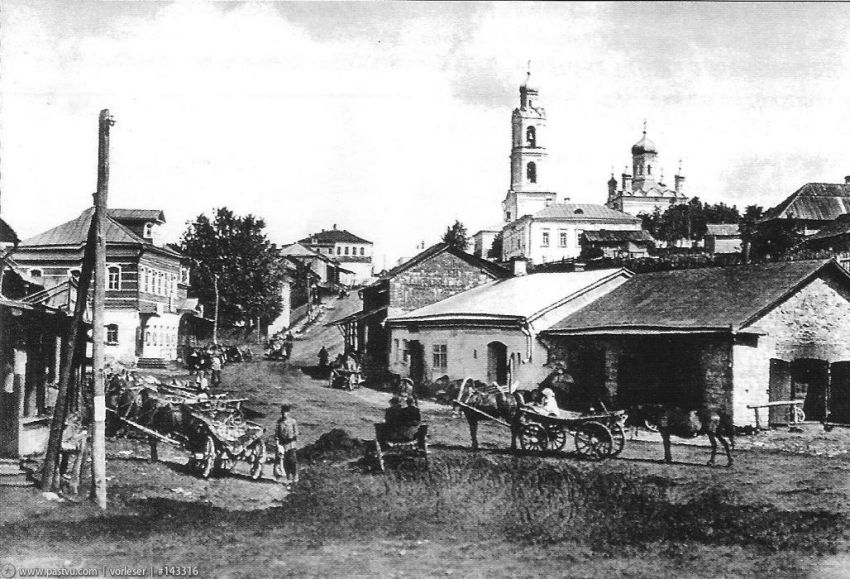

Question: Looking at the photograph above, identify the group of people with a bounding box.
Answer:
[185,345,232,389]
[265,331,294,361]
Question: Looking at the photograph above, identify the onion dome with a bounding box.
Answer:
[631,130,656,155]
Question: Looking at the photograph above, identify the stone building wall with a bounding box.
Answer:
[389,252,498,313]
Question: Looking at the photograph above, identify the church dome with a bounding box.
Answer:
[521,70,538,93]
[631,131,656,155]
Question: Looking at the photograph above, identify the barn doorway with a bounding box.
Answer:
[828,361,850,424]
[768,358,792,425]
[408,340,424,384]
[791,358,828,422]
[487,341,508,386]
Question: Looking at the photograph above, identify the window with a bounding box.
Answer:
[402,340,410,364]
[526,162,537,184]
[345,246,350,256]
[559,230,568,247]
[107,266,121,290]
[360,247,365,256]
[394,339,400,362]
[526,126,536,147]
[542,230,550,247]
[29,269,42,280]
[180,266,190,285]
[647,164,652,175]
[143,222,154,238]
[337,246,341,255]
[106,324,119,344]
[432,344,447,369]
[576,230,584,247]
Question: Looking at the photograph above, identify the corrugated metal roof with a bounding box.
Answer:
[299,228,371,245]
[547,260,837,333]
[389,269,629,326]
[763,183,850,222]
[705,224,740,237]
[108,209,165,223]
[530,203,640,222]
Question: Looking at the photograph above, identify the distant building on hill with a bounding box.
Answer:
[761,178,850,236]
[298,225,373,285]
[605,126,689,217]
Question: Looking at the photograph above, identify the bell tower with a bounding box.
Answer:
[502,65,557,223]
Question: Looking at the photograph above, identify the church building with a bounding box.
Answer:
[605,125,688,217]
[498,70,642,264]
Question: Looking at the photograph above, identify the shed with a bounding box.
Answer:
[540,259,850,426]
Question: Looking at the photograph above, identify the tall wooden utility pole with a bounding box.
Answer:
[91,109,114,509]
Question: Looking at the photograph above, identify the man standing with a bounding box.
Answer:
[275,404,299,487]
[210,353,222,387]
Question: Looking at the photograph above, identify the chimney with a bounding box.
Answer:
[513,258,527,277]
[333,223,338,230]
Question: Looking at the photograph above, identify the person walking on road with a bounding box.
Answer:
[275,404,299,487]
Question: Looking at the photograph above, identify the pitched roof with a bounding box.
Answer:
[371,242,509,286]
[388,269,630,328]
[108,209,165,223]
[20,208,145,247]
[546,259,841,334]
[0,217,19,245]
[583,230,654,243]
[705,224,740,237]
[299,228,371,245]
[280,242,345,266]
[529,203,640,223]
[762,182,850,222]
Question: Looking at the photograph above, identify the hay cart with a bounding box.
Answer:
[186,410,267,479]
[366,423,429,472]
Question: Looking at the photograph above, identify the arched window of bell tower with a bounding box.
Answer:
[647,164,652,175]
[526,162,537,184]
[526,126,536,147]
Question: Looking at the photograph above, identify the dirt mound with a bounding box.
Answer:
[299,428,365,462]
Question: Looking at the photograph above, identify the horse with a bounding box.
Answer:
[450,377,524,451]
[633,404,733,467]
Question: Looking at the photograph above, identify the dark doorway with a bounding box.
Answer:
[616,337,702,409]
[791,358,828,422]
[567,347,607,410]
[768,358,792,425]
[409,340,424,384]
[828,361,850,424]
[487,341,508,386]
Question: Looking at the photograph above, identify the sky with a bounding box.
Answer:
[2,1,850,268]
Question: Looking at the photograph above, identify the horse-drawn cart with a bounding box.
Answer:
[453,377,627,460]
[365,423,429,472]
[517,406,626,459]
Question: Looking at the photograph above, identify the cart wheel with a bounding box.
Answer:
[520,423,548,452]
[574,421,613,460]
[546,425,568,451]
[250,441,266,480]
[793,407,805,424]
[199,435,216,478]
[374,440,385,472]
[610,423,626,457]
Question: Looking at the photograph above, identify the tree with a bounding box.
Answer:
[739,205,764,262]
[180,208,285,332]
[487,231,503,260]
[442,220,469,251]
